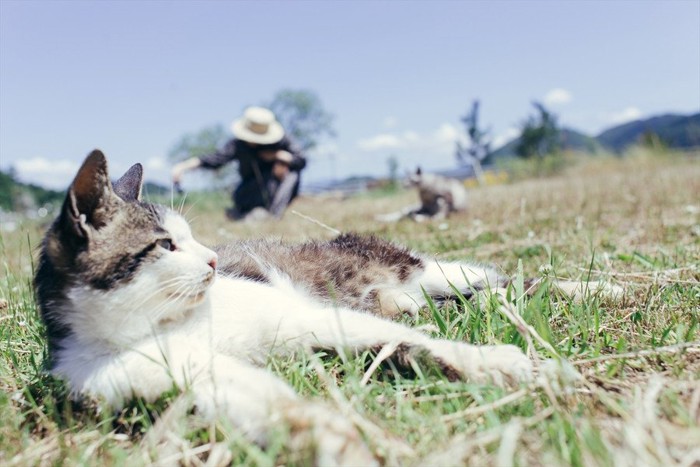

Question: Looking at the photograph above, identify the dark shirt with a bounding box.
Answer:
[198,136,306,180]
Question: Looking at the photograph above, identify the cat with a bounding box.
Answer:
[34,150,614,465]
[376,167,468,223]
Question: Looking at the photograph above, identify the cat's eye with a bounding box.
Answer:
[157,239,176,252]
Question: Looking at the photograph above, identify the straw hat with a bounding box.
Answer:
[231,107,284,145]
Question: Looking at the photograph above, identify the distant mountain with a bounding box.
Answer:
[0,169,171,213]
[487,127,601,160]
[487,112,700,161]
[142,181,171,197]
[596,113,700,152]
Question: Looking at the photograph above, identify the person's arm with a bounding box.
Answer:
[171,157,202,184]
[278,137,306,171]
[171,140,238,184]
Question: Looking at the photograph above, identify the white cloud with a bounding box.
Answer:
[402,131,420,143]
[14,157,80,189]
[543,88,573,106]
[357,126,453,153]
[491,127,520,149]
[355,122,466,169]
[357,133,404,151]
[145,156,167,171]
[433,123,461,144]
[383,116,398,128]
[605,106,643,125]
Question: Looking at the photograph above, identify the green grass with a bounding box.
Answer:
[1,149,699,465]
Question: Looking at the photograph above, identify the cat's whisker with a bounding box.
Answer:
[178,192,188,215]
[125,277,190,309]
[181,201,199,222]
[146,280,208,321]
[120,278,198,324]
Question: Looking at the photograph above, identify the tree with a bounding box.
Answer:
[386,155,399,190]
[168,124,228,163]
[516,102,561,159]
[265,89,335,152]
[455,100,491,184]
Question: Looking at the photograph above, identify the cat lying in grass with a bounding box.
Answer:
[34,150,616,464]
[376,167,469,222]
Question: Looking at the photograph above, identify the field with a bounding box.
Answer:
[1,150,699,466]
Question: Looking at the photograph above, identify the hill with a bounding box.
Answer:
[596,112,700,152]
[487,127,601,160]
[0,169,172,213]
[487,112,700,161]
[0,169,64,212]
[141,181,171,198]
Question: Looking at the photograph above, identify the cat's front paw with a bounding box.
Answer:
[467,344,533,386]
[432,341,533,386]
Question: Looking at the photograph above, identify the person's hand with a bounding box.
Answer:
[259,150,277,162]
[171,163,185,184]
[171,157,201,184]
[275,150,293,165]
[273,161,290,180]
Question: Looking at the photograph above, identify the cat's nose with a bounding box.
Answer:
[208,255,218,270]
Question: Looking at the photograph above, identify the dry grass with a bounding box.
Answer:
[1,149,698,466]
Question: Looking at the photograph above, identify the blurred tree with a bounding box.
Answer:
[516,102,561,159]
[0,168,62,212]
[387,155,399,190]
[168,124,228,163]
[640,130,668,151]
[0,169,16,210]
[265,89,335,152]
[455,100,491,184]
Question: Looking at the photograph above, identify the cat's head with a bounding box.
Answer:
[407,167,423,187]
[407,167,442,190]
[35,150,218,352]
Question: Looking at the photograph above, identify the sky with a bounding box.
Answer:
[1,0,699,190]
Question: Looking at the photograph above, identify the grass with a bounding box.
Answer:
[1,149,699,465]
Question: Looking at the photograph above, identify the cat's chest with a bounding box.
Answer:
[206,275,320,357]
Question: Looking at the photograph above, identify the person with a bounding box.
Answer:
[171,106,307,220]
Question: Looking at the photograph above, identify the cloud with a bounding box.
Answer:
[14,157,80,190]
[492,127,520,149]
[358,124,463,153]
[145,156,167,171]
[543,88,573,106]
[358,122,521,160]
[357,133,404,151]
[355,123,466,170]
[382,116,399,128]
[433,123,461,144]
[402,131,420,144]
[605,106,643,125]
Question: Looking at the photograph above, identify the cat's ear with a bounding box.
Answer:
[113,163,143,202]
[62,150,120,239]
[408,166,422,185]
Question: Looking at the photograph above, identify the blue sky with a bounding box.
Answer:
[1,0,698,189]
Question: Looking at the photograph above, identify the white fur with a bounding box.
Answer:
[377,259,502,316]
[52,210,533,465]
